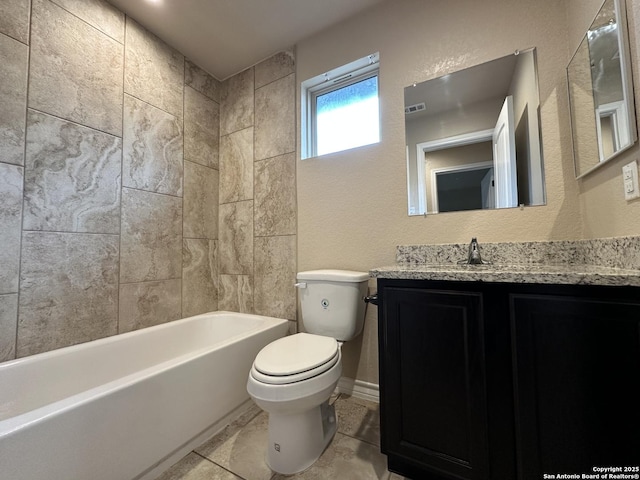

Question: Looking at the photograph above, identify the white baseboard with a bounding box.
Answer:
[336,376,379,403]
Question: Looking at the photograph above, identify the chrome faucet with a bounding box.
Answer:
[458,237,490,265]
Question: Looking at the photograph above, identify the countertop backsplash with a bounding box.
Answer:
[369,237,640,286]
[395,236,640,270]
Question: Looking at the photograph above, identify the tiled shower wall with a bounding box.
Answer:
[217,54,297,322]
[0,0,297,361]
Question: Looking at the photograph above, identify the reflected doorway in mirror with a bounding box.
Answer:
[567,0,637,178]
[405,48,546,216]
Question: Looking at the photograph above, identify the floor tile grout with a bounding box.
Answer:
[339,430,380,448]
[192,450,251,480]
[159,395,389,480]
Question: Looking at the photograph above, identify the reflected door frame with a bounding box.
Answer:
[431,161,494,213]
[595,100,629,162]
[492,95,517,209]
[416,128,493,214]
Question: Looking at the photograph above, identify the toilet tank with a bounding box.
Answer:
[296,270,369,341]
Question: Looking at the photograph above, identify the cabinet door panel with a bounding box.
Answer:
[511,294,640,478]
[382,287,489,479]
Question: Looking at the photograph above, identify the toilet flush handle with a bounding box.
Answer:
[294,282,307,289]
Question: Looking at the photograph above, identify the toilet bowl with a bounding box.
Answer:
[246,270,369,475]
[247,333,342,474]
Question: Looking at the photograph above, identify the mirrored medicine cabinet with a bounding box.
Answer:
[405,48,546,216]
[568,0,637,178]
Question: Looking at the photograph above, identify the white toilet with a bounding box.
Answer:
[246,269,369,474]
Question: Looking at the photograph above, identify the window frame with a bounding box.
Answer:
[301,53,380,159]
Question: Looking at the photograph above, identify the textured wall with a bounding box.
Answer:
[0,0,214,360]
[295,0,640,386]
[296,0,584,384]
[218,52,298,326]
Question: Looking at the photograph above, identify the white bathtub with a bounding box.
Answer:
[0,311,288,480]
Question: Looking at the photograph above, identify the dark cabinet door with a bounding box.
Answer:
[380,285,490,480]
[511,293,640,479]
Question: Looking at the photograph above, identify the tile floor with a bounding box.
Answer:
[155,394,406,480]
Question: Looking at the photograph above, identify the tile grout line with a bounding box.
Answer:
[170,397,383,479]
[339,431,382,449]
[25,107,123,139]
[116,14,127,335]
[47,0,124,45]
[191,451,251,480]
[13,0,35,360]
[181,54,185,319]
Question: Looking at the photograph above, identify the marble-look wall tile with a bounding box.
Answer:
[219,274,253,314]
[255,74,295,161]
[254,153,296,236]
[220,68,254,136]
[255,50,295,89]
[184,86,220,169]
[120,188,182,283]
[220,127,253,203]
[51,0,124,42]
[123,95,183,196]
[2,0,243,360]
[0,33,28,166]
[183,161,219,240]
[0,293,18,362]
[254,235,296,320]
[219,201,253,275]
[29,0,123,136]
[0,0,30,44]
[23,111,122,234]
[125,18,184,118]
[118,279,182,333]
[182,238,218,317]
[185,59,221,103]
[18,232,119,357]
[0,163,23,294]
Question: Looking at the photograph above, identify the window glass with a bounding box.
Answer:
[315,76,380,156]
[301,52,380,159]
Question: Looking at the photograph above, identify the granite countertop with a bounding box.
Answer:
[370,263,640,287]
[370,237,640,287]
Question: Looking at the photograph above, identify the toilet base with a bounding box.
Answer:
[266,400,337,475]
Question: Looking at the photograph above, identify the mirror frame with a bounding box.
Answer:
[569,0,637,179]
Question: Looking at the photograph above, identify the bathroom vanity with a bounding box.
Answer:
[372,241,640,480]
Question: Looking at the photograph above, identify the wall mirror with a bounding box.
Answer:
[405,49,546,216]
[568,0,637,178]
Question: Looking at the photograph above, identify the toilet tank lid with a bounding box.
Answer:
[297,270,369,282]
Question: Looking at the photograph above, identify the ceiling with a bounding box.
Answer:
[404,53,519,119]
[107,0,387,81]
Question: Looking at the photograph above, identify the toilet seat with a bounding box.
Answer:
[251,333,339,385]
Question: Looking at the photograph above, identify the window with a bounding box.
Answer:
[301,53,380,159]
